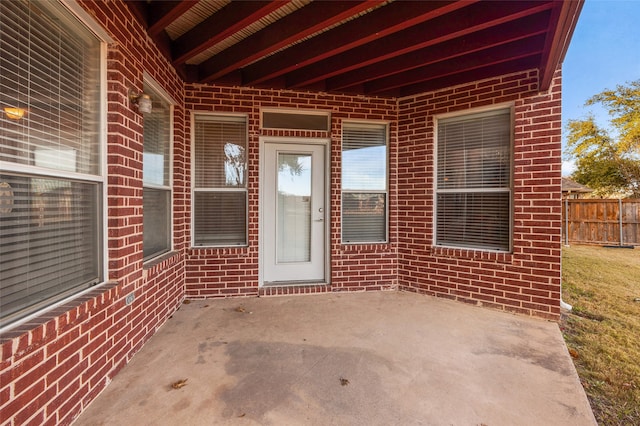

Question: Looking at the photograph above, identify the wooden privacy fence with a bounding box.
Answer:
[562,199,640,246]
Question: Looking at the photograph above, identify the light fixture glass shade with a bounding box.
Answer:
[4,107,26,120]
[138,94,152,114]
[129,89,153,114]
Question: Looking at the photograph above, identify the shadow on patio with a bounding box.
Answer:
[74,292,596,425]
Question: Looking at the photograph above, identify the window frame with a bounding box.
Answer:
[0,0,110,330]
[261,108,331,131]
[142,77,174,261]
[191,112,249,248]
[434,105,514,253]
[340,120,389,244]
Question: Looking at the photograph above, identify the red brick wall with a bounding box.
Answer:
[397,70,563,320]
[1,1,186,424]
[184,86,399,297]
[182,71,563,316]
[0,1,564,424]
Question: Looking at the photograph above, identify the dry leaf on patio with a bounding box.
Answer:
[238,413,246,418]
[339,377,349,386]
[235,306,246,313]
[183,300,191,304]
[171,379,188,389]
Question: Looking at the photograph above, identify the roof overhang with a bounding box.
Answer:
[128,0,584,98]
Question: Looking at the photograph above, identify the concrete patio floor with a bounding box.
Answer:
[74,291,596,425]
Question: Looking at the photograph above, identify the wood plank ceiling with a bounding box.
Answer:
[128,0,583,98]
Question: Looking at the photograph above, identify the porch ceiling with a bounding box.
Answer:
[129,0,583,98]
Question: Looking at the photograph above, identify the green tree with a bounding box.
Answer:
[565,80,640,197]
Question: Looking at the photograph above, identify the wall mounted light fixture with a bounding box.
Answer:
[129,89,153,114]
[3,107,26,120]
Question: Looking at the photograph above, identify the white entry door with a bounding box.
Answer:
[262,142,326,284]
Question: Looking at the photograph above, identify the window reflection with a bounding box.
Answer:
[277,153,311,263]
[224,142,246,186]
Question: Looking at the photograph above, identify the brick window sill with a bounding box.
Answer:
[0,281,119,343]
[430,246,513,264]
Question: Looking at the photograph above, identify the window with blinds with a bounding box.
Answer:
[143,84,172,260]
[342,122,388,243]
[435,108,512,252]
[0,0,103,327]
[192,114,247,246]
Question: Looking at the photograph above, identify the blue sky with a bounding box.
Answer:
[561,0,640,175]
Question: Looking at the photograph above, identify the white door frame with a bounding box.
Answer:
[259,137,330,286]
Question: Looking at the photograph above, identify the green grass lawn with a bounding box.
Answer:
[561,245,640,425]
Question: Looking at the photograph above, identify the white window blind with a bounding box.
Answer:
[193,115,247,246]
[342,123,388,243]
[436,109,512,251]
[0,0,102,327]
[0,1,100,174]
[143,84,172,260]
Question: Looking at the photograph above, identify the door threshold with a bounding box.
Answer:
[259,282,331,297]
[262,280,328,287]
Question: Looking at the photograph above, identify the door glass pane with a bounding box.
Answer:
[277,153,311,263]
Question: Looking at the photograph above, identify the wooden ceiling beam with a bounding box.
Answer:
[285,1,553,89]
[125,0,196,78]
[362,35,546,95]
[147,1,198,37]
[240,1,474,86]
[172,1,286,66]
[326,11,550,92]
[196,0,382,84]
[390,55,542,98]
